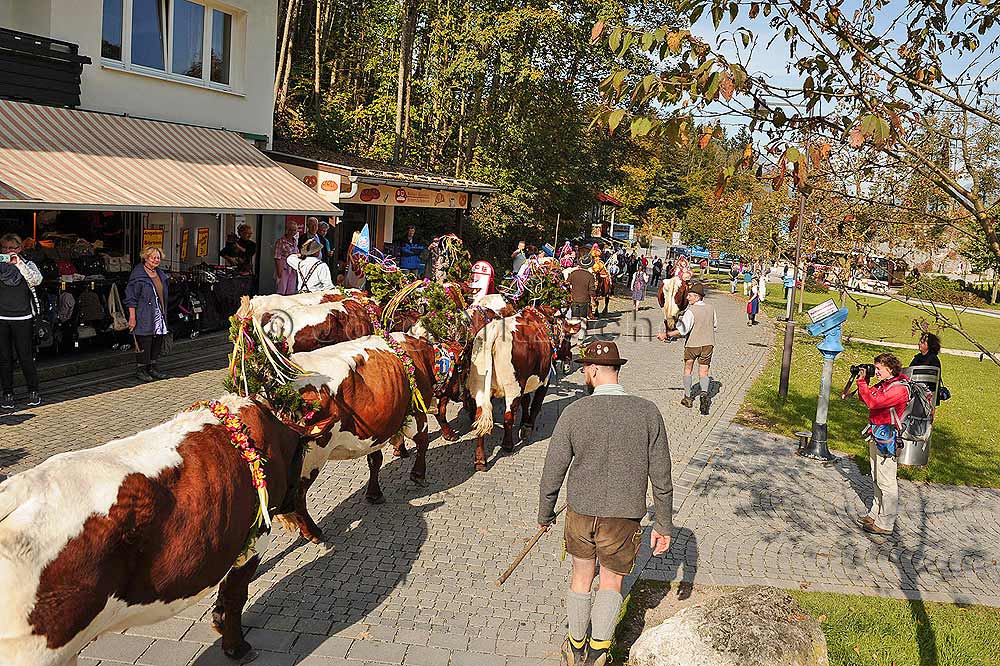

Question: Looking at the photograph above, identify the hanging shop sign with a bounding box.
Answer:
[196,227,210,257]
[341,184,469,209]
[142,227,164,250]
[179,228,190,261]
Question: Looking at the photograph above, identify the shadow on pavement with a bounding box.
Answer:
[192,437,479,663]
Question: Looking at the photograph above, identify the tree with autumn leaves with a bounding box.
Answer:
[591,0,1000,267]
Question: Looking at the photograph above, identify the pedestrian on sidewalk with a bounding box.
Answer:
[742,264,753,295]
[856,353,910,536]
[651,257,663,287]
[747,279,760,326]
[0,233,42,411]
[630,265,648,317]
[287,239,334,293]
[567,253,596,321]
[667,282,718,415]
[125,246,170,383]
[538,341,673,666]
[729,263,740,293]
[274,218,299,296]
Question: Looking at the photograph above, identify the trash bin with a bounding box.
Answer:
[897,365,940,467]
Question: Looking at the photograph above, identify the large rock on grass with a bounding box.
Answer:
[629,586,828,666]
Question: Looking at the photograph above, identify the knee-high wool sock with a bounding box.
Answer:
[683,374,693,397]
[590,589,624,643]
[567,590,592,643]
[700,375,711,396]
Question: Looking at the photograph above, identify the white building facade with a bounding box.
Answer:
[0,0,277,142]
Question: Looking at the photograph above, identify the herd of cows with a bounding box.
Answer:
[0,285,583,666]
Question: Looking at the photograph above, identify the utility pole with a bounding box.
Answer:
[779,191,808,398]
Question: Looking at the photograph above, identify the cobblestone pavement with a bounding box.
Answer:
[14,280,1000,664]
[0,287,771,666]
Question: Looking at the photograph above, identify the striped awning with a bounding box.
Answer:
[0,99,341,216]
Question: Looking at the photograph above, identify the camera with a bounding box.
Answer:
[0,254,10,263]
[850,363,876,380]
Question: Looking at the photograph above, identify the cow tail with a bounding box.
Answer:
[472,323,498,437]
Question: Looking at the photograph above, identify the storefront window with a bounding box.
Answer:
[172,0,205,79]
[210,9,232,85]
[101,0,124,61]
[132,0,168,71]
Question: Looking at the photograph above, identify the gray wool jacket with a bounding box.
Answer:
[538,388,674,536]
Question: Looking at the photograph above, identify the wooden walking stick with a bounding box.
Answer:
[497,504,566,587]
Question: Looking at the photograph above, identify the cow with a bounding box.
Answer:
[0,395,303,665]
[466,307,580,471]
[247,288,361,317]
[592,270,613,316]
[274,334,444,544]
[657,274,689,339]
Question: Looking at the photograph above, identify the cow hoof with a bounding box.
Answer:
[394,445,410,458]
[410,474,427,486]
[224,643,259,664]
[519,426,533,442]
[440,429,459,442]
[475,461,488,472]
[366,494,386,505]
[500,443,515,453]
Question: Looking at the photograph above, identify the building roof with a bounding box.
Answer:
[271,140,497,194]
[0,100,340,216]
[596,192,624,207]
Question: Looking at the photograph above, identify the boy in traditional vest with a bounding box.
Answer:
[667,282,718,414]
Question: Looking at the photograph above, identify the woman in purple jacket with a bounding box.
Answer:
[125,246,170,382]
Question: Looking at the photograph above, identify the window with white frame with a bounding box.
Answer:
[101,0,237,89]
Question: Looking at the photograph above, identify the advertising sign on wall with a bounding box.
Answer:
[179,228,190,261]
[341,184,469,209]
[142,227,164,250]
[196,227,210,257]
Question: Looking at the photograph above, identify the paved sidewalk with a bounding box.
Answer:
[1,288,769,666]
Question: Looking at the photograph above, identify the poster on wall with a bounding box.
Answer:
[179,228,190,261]
[196,227,210,257]
[142,227,164,250]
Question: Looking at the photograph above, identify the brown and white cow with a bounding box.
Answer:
[273,334,440,544]
[467,307,579,471]
[658,275,689,337]
[247,288,362,318]
[0,395,303,665]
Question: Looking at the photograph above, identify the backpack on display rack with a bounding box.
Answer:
[891,378,935,444]
[29,287,54,349]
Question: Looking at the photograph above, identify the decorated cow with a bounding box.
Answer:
[273,332,462,544]
[0,396,304,665]
[466,307,580,471]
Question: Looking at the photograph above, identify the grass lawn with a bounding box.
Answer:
[736,333,1000,487]
[790,590,1000,666]
[757,288,1000,354]
[615,581,1000,666]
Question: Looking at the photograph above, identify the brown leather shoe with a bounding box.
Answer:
[680,396,694,408]
[856,515,875,527]
[863,522,893,536]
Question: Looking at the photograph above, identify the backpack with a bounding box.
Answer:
[891,378,935,444]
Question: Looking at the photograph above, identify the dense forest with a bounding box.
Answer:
[271,0,685,257]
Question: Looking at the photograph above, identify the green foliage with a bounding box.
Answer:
[898,276,986,307]
[501,261,571,309]
[804,273,828,294]
[417,281,469,343]
[223,316,317,420]
[363,260,407,303]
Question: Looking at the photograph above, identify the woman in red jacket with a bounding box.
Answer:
[856,352,909,535]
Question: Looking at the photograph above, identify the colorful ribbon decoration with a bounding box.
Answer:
[187,400,271,531]
[365,302,429,414]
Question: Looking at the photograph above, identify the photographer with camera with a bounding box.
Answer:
[853,353,909,536]
[0,233,42,412]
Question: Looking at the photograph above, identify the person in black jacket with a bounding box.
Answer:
[0,233,42,411]
[910,332,941,372]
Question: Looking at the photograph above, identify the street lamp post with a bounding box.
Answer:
[778,191,808,398]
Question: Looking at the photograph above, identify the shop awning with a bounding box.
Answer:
[0,99,341,216]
